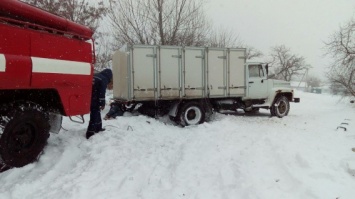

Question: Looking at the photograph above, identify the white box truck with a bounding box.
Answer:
[112,45,300,126]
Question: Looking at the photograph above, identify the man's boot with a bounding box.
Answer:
[86,131,95,139]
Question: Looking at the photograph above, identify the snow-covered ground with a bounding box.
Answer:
[1,91,355,199]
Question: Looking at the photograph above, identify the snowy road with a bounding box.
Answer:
[1,92,355,199]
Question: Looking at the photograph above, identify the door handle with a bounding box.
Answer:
[249,81,254,84]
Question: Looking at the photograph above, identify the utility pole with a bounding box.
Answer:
[298,68,308,90]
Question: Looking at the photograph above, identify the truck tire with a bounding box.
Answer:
[0,102,50,169]
[178,101,205,126]
[270,96,290,118]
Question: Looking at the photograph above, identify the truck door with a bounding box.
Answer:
[207,48,227,97]
[184,47,205,97]
[159,46,181,98]
[132,46,157,99]
[247,64,268,99]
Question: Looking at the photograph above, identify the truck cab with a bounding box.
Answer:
[245,63,299,116]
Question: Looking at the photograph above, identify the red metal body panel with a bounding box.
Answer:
[0,0,93,39]
[1,55,32,88]
[30,30,93,63]
[31,73,92,115]
[0,23,32,88]
[0,2,94,116]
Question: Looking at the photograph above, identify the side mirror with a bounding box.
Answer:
[265,64,269,76]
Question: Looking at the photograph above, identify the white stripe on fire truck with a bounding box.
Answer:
[32,57,91,75]
[0,54,5,72]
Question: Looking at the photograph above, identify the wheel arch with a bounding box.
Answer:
[272,92,293,105]
[169,98,212,117]
[0,89,65,114]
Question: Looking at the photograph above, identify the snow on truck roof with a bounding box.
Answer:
[0,0,93,39]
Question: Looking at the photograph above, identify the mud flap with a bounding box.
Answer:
[49,113,62,134]
[168,102,180,117]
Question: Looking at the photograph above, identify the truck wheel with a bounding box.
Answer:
[178,102,205,126]
[270,96,290,118]
[0,102,50,168]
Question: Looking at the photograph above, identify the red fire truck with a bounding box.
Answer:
[0,0,94,171]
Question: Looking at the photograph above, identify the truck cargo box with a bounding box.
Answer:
[111,45,299,127]
[112,45,246,101]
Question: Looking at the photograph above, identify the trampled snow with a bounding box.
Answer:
[1,91,355,199]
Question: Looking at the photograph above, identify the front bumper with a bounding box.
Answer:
[293,98,300,103]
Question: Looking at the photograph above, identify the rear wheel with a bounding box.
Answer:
[177,102,205,126]
[270,96,290,118]
[0,102,50,170]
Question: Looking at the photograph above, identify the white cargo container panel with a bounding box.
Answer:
[112,50,130,100]
[159,46,181,98]
[183,47,205,98]
[207,49,227,97]
[228,49,246,96]
[132,46,157,100]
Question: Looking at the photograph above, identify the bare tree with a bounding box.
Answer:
[270,45,310,81]
[22,0,107,32]
[245,46,263,60]
[325,18,355,97]
[94,31,114,70]
[327,67,355,96]
[108,0,242,48]
[208,27,242,48]
[22,0,109,70]
[21,0,62,16]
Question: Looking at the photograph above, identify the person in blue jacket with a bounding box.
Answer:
[86,68,113,139]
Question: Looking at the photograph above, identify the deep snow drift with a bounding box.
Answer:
[1,91,355,199]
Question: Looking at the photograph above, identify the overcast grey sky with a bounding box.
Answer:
[205,0,355,78]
